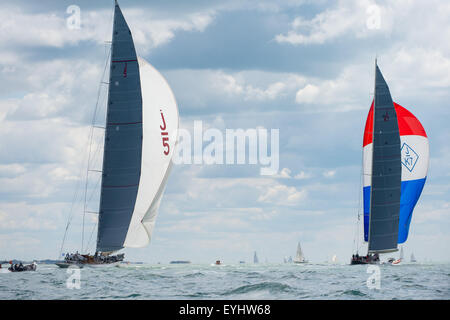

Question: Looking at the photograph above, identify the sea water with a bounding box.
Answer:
[0,262,449,300]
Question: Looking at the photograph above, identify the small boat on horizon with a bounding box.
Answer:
[3,262,37,272]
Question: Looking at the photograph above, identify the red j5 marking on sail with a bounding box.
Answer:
[160,110,167,130]
[160,110,169,155]
[383,111,389,121]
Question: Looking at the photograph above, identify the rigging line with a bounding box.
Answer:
[353,142,365,255]
[356,163,364,254]
[90,7,116,252]
[60,2,114,258]
[86,173,102,207]
[87,93,108,179]
[82,44,111,253]
[82,146,104,209]
[58,175,83,259]
[58,132,94,259]
[88,129,106,173]
[85,220,98,255]
[357,129,366,254]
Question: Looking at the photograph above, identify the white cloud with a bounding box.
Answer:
[275,0,450,89]
[275,0,394,45]
[258,184,307,205]
[390,47,450,91]
[2,58,103,122]
[295,84,320,103]
[213,70,305,101]
[273,167,292,179]
[323,170,336,178]
[272,168,312,180]
[0,202,65,231]
[127,9,215,53]
[413,202,450,224]
[0,164,26,177]
[0,6,215,54]
[294,171,312,180]
[293,63,371,112]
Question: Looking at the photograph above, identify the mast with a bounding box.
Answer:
[354,156,364,255]
[367,58,377,255]
[367,60,401,254]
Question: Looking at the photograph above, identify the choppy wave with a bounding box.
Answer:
[222,282,292,296]
[0,262,449,300]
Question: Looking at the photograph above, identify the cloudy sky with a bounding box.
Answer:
[0,0,449,264]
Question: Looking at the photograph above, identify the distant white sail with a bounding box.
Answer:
[332,254,337,263]
[293,242,306,263]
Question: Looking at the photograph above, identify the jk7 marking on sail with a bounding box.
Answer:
[401,143,419,172]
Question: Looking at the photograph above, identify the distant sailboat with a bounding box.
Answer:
[351,60,429,265]
[331,254,338,264]
[253,251,259,264]
[410,253,417,263]
[293,242,307,264]
[57,0,179,268]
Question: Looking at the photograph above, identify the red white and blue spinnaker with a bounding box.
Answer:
[363,102,429,244]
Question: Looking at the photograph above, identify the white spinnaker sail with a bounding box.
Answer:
[123,57,179,248]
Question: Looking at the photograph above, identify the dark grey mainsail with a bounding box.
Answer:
[368,62,401,253]
[96,1,143,252]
